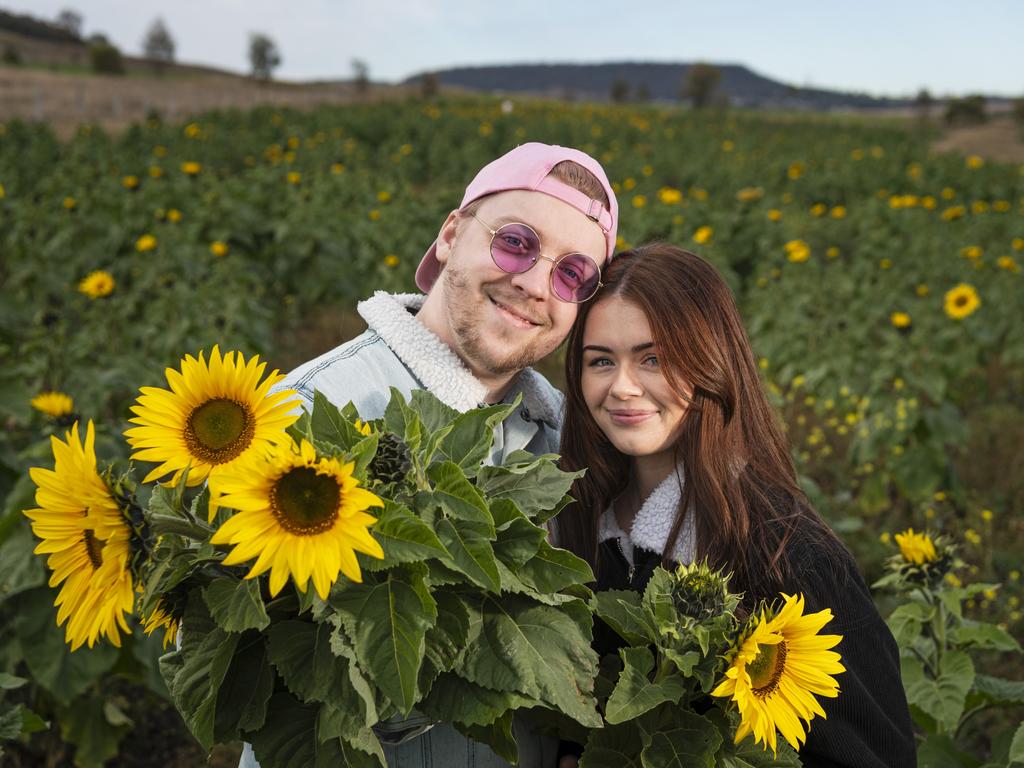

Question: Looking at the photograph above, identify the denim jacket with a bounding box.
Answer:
[239,291,563,768]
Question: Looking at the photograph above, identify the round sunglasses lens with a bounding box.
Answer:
[490,224,540,273]
[552,254,600,302]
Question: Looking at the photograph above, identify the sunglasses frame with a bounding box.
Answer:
[468,211,604,304]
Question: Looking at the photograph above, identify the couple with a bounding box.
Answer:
[239,143,915,768]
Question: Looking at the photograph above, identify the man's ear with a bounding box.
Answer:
[434,210,460,266]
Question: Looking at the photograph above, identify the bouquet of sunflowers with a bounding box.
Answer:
[19,347,845,767]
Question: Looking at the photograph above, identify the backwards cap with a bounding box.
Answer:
[415,142,619,292]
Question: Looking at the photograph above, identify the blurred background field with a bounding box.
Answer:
[1,2,1023,766]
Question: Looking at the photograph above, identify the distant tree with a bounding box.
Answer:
[635,84,651,103]
[55,8,83,38]
[90,39,124,74]
[1012,97,1024,135]
[914,88,934,123]
[2,44,21,65]
[419,71,439,99]
[944,94,987,127]
[249,33,281,80]
[682,62,721,108]
[610,78,630,104]
[142,17,175,75]
[352,58,370,95]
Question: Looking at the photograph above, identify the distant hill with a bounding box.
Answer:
[404,62,909,110]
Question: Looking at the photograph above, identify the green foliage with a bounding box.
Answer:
[88,41,123,75]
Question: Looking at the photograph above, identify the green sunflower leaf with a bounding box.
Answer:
[605,646,686,725]
[638,711,722,768]
[435,400,518,476]
[593,590,656,645]
[517,541,594,594]
[435,518,501,593]
[476,458,582,520]
[362,500,448,568]
[426,460,495,533]
[214,630,274,740]
[203,576,271,633]
[419,672,541,727]
[310,390,366,452]
[580,722,644,768]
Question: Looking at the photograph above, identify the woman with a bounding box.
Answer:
[557,243,915,767]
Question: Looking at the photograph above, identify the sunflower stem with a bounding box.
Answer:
[150,513,212,541]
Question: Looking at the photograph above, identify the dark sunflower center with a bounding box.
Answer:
[185,398,255,464]
[954,295,968,307]
[270,467,341,535]
[749,639,788,698]
[83,529,104,570]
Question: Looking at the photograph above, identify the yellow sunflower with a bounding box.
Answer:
[209,439,384,600]
[894,528,938,565]
[31,391,74,418]
[712,593,844,755]
[944,283,981,319]
[141,601,180,649]
[78,270,116,298]
[125,346,299,488]
[23,421,135,650]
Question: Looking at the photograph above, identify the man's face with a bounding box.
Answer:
[434,190,607,378]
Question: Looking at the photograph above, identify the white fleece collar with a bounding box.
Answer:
[357,292,561,424]
[600,465,696,565]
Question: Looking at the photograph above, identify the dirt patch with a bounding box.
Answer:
[931,115,1024,164]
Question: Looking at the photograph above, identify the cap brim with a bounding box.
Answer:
[415,240,441,292]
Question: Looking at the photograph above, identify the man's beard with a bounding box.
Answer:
[443,263,555,376]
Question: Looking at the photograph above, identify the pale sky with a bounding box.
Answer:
[7,0,1022,97]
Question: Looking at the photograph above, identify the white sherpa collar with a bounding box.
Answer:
[601,465,696,565]
[357,291,561,424]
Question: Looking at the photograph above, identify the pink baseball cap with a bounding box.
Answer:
[415,142,619,292]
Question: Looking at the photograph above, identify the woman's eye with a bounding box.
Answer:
[642,354,659,366]
[586,357,612,368]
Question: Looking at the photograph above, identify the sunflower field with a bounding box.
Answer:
[1,96,1022,765]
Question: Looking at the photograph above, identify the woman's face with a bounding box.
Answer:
[580,296,691,460]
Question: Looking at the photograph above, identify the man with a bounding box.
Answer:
[239,142,618,768]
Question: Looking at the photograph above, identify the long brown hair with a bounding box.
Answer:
[559,243,844,603]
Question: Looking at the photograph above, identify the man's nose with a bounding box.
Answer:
[509,257,554,300]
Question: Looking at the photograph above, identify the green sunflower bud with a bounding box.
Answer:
[671,561,731,621]
[370,432,412,486]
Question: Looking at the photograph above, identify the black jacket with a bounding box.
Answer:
[584,533,918,768]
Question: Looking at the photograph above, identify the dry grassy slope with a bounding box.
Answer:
[931,116,1024,164]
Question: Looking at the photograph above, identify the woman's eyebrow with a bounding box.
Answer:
[583,342,655,353]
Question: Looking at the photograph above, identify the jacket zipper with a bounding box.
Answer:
[615,536,636,584]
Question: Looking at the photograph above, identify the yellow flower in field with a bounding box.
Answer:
[921,196,936,209]
[136,234,158,253]
[942,206,965,221]
[894,528,937,564]
[981,509,993,522]
[693,226,713,244]
[810,203,827,217]
[784,239,810,263]
[879,532,891,544]
[966,155,984,169]
[722,140,735,151]
[1013,238,1024,251]
[184,122,202,138]
[972,201,989,214]
[641,165,654,176]
[712,594,844,755]
[993,200,1011,213]
[141,601,179,649]
[78,270,115,298]
[906,163,922,179]
[153,144,168,157]
[0,182,5,197]
[623,177,636,191]
[616,235,627,250]
[24,421,135,650]
[767,209,782,222]
[286,136,300,150]
[31,392,74,418]
[658,187,682,205]
[399,143,413,155]
[287,171,302,185]
[181,161,202,176]
[383,254,399,268]
[830,205,847,219]
[941,187,956,200]
[149,166,163,178]
[787,162,804,180]
[369,209,381,221]
[944,283,981,319]
[377,190,392,203]
[167,208,182,223]
[916,283,929,297]
[960,245,982,260]
[871,146,885,158]
[210,240,229,257]
[736,187,764,203]
[879,258,892,270]
[209,439,384,599]
[632,194,647,209]
[890,312,911,329]
[125,346,299,488]
[478,122,493,136]
[330,163,345,174]
[122,175,140,190]
[825,246,840,259]
[62,196,77,211]
[691,187,708,201]
[997,256,1019,272]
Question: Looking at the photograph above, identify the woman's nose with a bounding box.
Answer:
[609,366,643,398]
